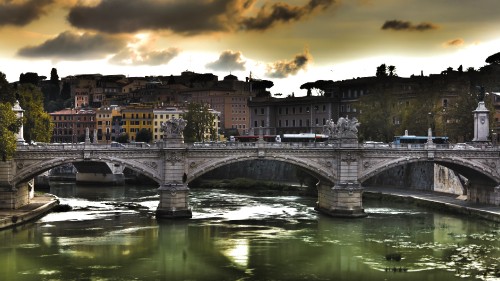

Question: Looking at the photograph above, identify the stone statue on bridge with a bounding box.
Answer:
[323,116,360,139]
[161,117,187,137]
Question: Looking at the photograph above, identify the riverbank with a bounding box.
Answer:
[0,193,59,230]
[364,186,500,223]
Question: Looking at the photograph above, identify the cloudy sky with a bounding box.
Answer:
[1,0,499,96]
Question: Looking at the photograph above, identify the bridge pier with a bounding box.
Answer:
[0,160,34,209]
[316,148,366,218]
[317,182,366,218]
[156,118,192,219]
[156,184,192,219]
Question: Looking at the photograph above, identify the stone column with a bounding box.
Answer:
[12,100,25,145]
[472,101,489,142]
[316,151,366,218]
[157,118,192,219]
[85,127,91,144]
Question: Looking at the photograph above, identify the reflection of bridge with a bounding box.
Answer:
[1,139,499,218]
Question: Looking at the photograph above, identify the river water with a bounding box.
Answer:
[0,183,499,281]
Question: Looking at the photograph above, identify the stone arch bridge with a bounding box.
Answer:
[1,140,499,218]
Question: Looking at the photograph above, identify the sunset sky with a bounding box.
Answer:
[1,0,499,96]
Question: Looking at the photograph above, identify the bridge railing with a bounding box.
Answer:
[15,143,158,151]
[15,141,500,151]
[187,141,342,149]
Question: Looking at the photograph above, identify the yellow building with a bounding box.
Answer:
[95,106,121,143]
[121,105,154,142]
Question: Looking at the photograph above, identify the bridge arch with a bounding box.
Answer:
[359,156,500,187]
[187,155,336,186]
[12,156,162,187]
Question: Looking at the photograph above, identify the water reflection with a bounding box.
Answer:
[0,183,498,280]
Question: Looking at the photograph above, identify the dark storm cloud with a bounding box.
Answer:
[241,0,336,31]
[67,0,336,34]
[206,50,246,71]
[17,31,127,60]
[0,0,54,26]
[68,0,240,34]
[109,47,180,66]
[381,20,439,31]
[266,50,312,78]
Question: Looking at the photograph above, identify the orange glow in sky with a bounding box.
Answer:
[1,0,499,95]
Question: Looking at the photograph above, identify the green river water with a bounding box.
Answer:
[0,183,498,281]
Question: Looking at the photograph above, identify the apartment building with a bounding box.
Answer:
[248,96,339,135]
[95,106,121,143]
[50,108,96,143]
[120,106,154,142]
[187,74,254,135]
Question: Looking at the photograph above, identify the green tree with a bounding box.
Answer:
[387,65,397,77]
[0,102,22,161]
[376,64,388,78]
[19,72,41,85]
[135,128,152,143]
[300,82,314,96]
[116,133,129,143]
[251,79,274,98]
[485,51,500,65]
[0,72,16,104]
[17,84,53,143]
[357,91,397,142]
[50,68,59,83]
[183,102,216,142]
[444,88,495,143]
[398,90,440,137]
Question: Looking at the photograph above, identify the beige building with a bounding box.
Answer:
[187,74,254,135]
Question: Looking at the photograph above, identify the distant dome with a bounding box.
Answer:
[224,74,238,81]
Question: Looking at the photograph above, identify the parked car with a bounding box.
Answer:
[452,143,478,150]
[363,141,389,148]
[110,142,125,148]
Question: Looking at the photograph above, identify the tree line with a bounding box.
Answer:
[0,71,53,160]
